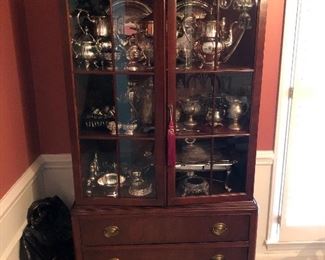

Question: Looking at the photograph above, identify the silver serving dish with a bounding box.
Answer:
[97,173,126,187]
[182,175,209,197]
[175,160,236,172]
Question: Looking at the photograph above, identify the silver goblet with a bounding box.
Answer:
[182,99,201,128]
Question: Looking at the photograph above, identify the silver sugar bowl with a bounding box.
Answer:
[206,107,227,127]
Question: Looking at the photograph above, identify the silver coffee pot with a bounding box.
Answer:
[194,15,235,68]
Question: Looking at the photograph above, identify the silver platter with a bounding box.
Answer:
[177,0,212,19]
[112,0,152,23]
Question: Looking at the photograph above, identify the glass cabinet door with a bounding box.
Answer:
[167,0,258,205]
[67,0,165,205]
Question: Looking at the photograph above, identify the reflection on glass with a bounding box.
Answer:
[112,0,154,71]
[76,75,115,133]
[116,75,155,135]
[69,0,155,71]
[119,140,155,198]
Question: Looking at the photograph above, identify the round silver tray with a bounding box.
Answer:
[112,0,152,23]
[177,0,212,19]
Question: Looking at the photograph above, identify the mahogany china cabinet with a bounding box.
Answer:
[61,0,267,259]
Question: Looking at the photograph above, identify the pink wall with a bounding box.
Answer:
[0,0,40,198]
[257,0,286,150]
[22,0,285,155]
[24,0,71,154]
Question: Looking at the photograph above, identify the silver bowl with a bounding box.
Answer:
[97,173,126,187]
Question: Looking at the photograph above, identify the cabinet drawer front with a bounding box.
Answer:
[80,214,250,246]
[83,244,248,260]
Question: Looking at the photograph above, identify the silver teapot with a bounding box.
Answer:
[71,26,100,69]
[194,16,236,68]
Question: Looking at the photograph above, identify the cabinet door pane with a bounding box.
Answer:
[69,0,113,71]
[112,0,154,71]
[119,140,156,198]
[175,0,257,70]
[115,75,155,136]
[80,140,118,198]
[76,75,115,134]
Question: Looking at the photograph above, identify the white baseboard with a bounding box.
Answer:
[0,157,44,260]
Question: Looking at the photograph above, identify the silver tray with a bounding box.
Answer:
[177,0,212,19]
[112,0,152,23]
[175,160,237,171]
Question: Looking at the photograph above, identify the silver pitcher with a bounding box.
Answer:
[227,97,248,131]
[77,9,111,38]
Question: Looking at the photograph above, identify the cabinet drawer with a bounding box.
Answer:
[79,214,250,246]
[83,243,248,260]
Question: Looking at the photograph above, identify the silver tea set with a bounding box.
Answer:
[176,95,248,132]
[176,0,254,69]
[71,8,113,70]
[71,1,154,71]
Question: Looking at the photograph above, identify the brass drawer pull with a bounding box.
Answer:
[108,258,119,260]
[104,225,120,238]
[212,222,228,236]
[211,254,225,260]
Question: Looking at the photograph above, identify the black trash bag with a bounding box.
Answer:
[19,196,74,260]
